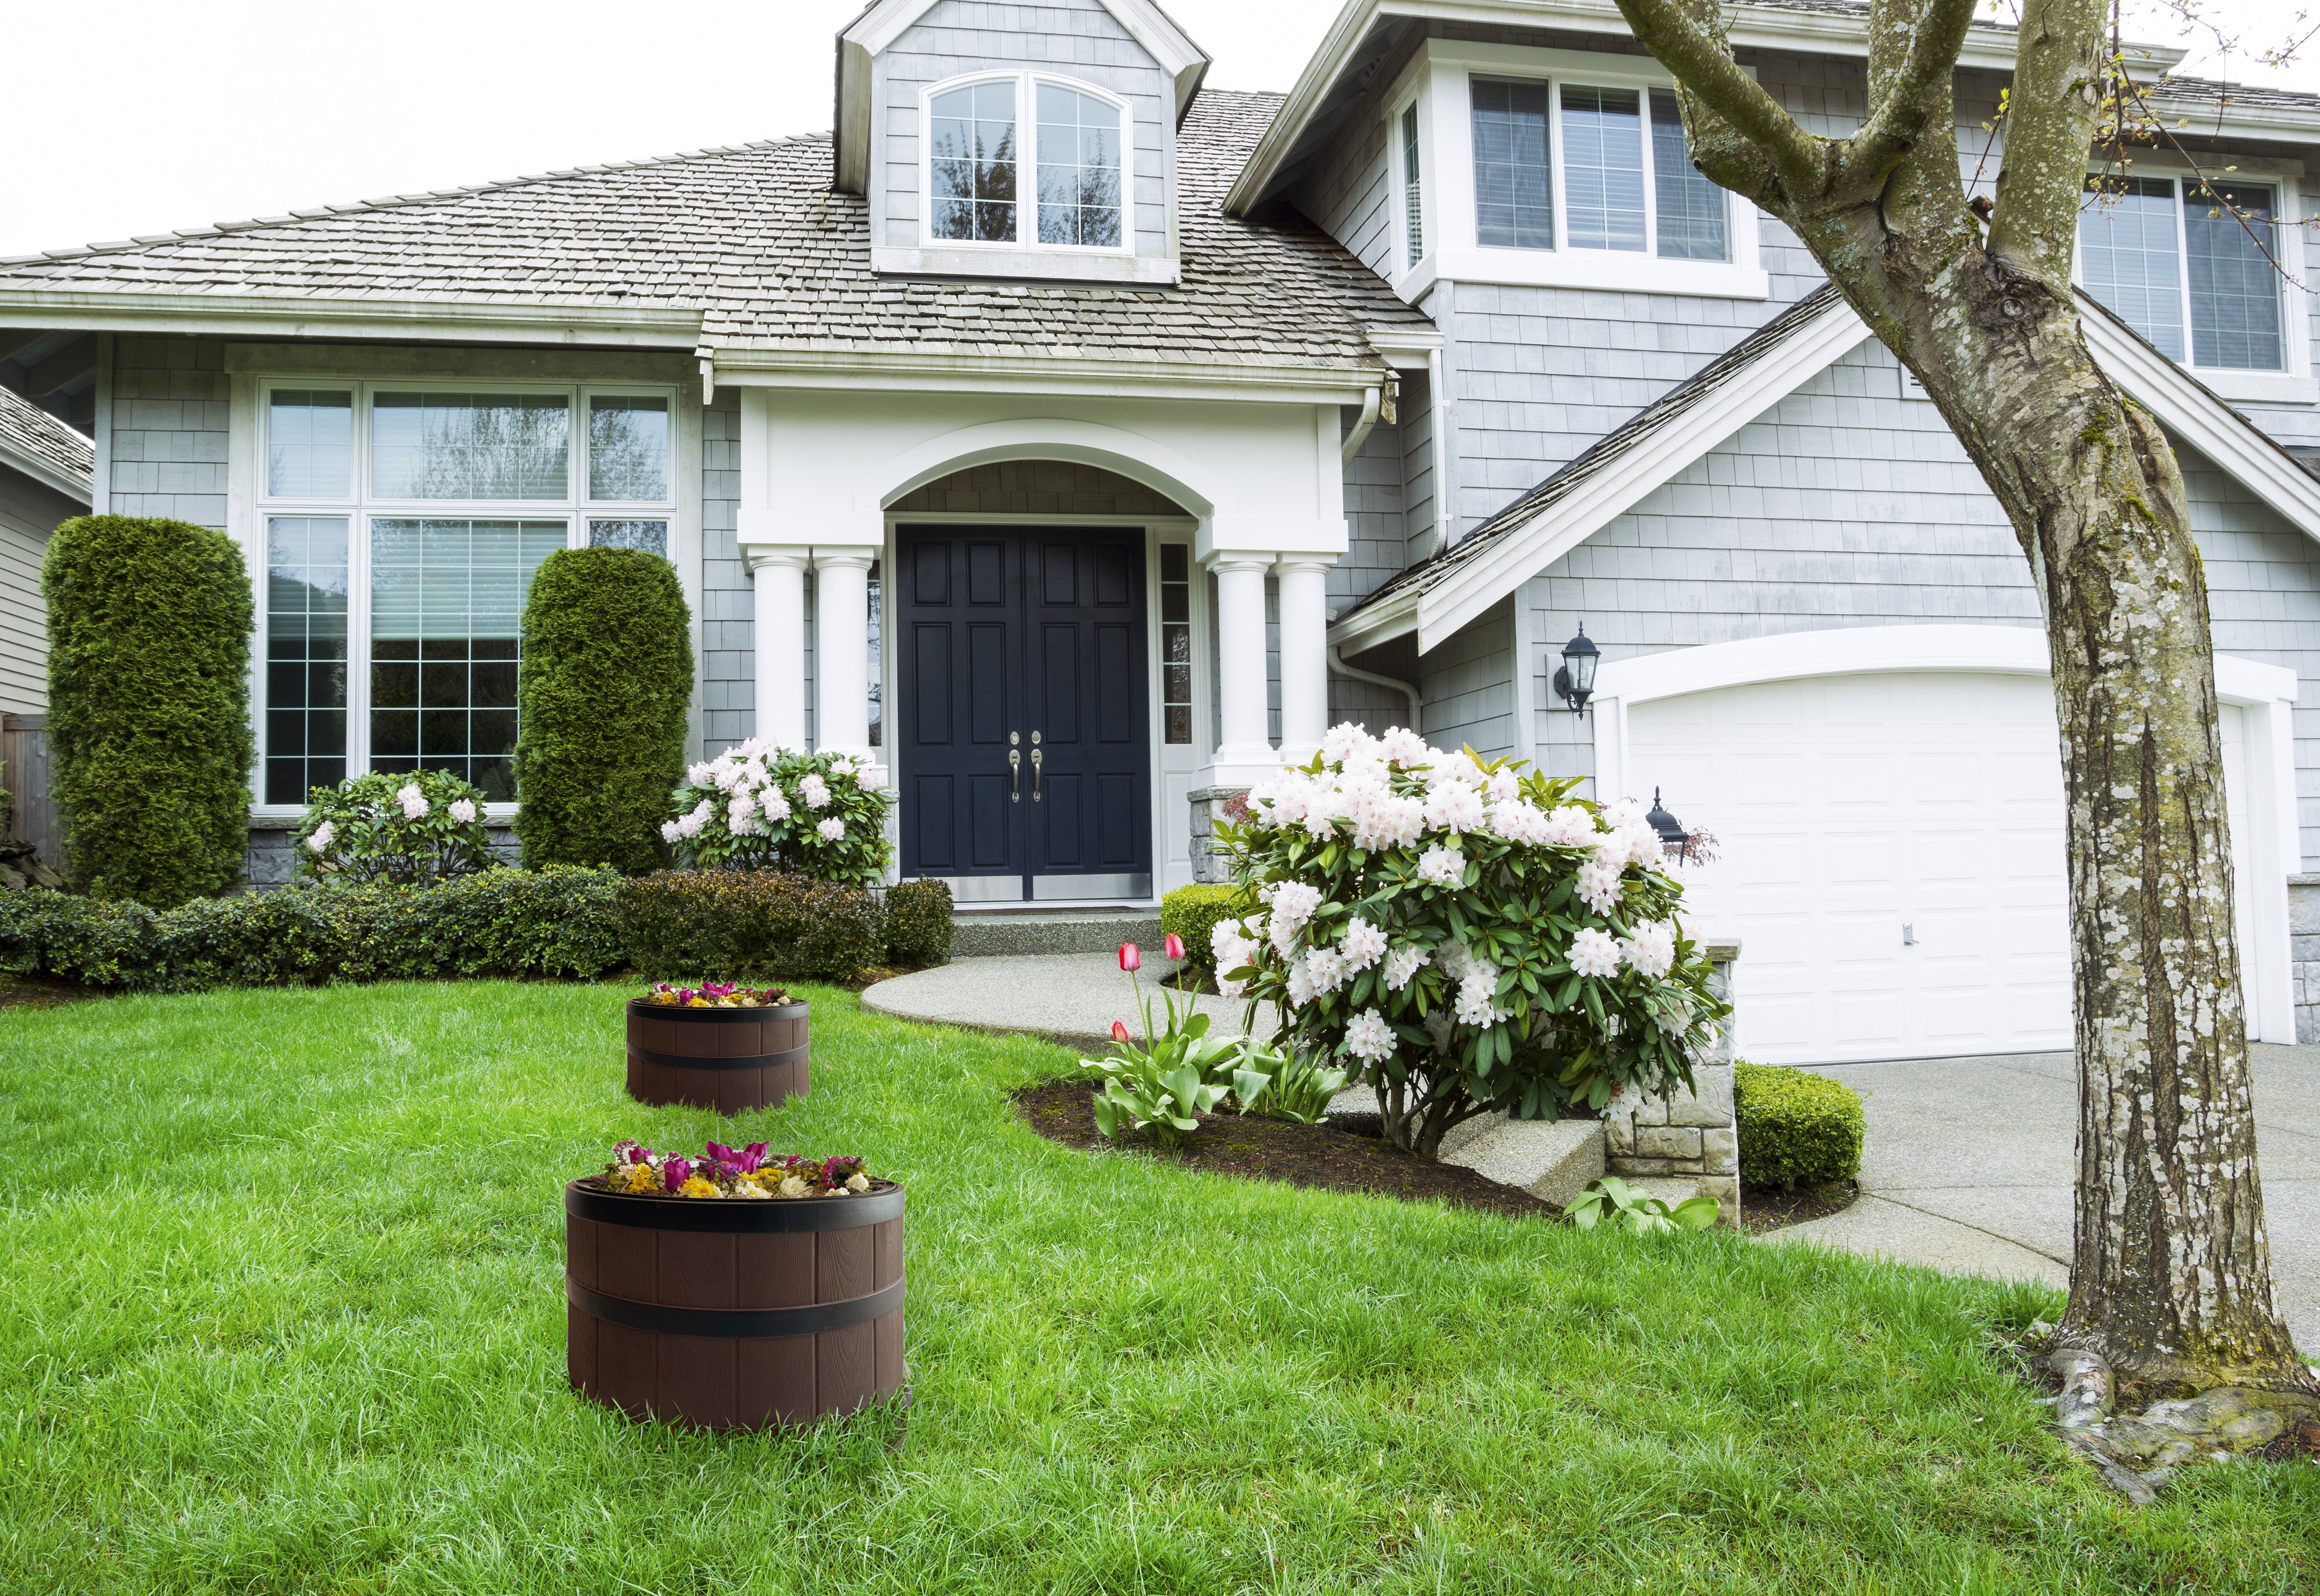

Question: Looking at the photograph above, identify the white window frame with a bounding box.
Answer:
[1386,41,1768,303]
[2073,158,2315,404]
[916,70,1134,256]
[249,377,680,816]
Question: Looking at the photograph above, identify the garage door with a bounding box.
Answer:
[1625,671,2255,1065]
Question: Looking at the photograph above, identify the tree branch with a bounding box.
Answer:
[1987,0,2112,284]
[1833,0,1980,195]
[1612,0,1826,198]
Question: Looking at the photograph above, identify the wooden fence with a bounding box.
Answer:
[2,713,60,869]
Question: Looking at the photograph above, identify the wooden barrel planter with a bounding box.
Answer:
[625,999,810,1114]
[564,1179,906,1429]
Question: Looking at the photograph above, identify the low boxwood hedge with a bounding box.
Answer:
[1733,1061,1865,1190]
[1160,883,1252,981]
[614,869,884,982]
[883,877,954,967]
[0,866,624,993]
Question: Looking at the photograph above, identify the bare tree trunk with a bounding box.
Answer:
[1612,0,2313,1388]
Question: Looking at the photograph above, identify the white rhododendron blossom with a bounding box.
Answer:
[1568,927,1623,979]
[1454,975,1507,1030]
[829,757,856,779]
[1600,796,1647,829]
[1489,800,1552,845]
[1618,825,1666,869]
[1339,916,1388,971]
[817,817,846,842]
[759,787,793,822]
[306,820,335,854]
[1382,943,1430,991]
[1418,844,1466,886]
[661,744,892,884]
[396,783,429,820]
[799,774,831,810]
[1542,805,1600,848]
[447,798,478,823]
[1622,920,1678,980]
[1321,722,1377,764]
[1343,1009,1398,1064]
[1378,726,1431,766]
[1576,856,1625,913]
[1422,779,1487,833]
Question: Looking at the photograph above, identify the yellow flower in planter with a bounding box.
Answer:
[680,1175,719,1198]
[620,1164,660,1195]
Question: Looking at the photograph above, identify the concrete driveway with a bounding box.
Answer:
[1769,1044,2320,1354]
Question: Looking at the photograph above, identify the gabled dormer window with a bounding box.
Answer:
[924,73,1125,254]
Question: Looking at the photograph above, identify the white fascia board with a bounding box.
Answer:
[1329,585,1420,654]
[1227,0,2186,214]
[2078,298,2320,542]
[0,290,703,348]
[0,436,93,503]
[1406,295,1873,652]
[707,349,1379,404]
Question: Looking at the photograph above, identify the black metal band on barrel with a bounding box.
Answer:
[631,1043,810,1071]
[567,1181,904,1232]
[567,1277,903,1338]
[626,1001,809,1024]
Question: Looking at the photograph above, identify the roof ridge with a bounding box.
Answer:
[0,131,836,269]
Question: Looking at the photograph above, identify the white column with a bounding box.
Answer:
[746,545,810,750]
[813,549,874,761]
[1274,556,1333,760]
[1206,554,1277,783]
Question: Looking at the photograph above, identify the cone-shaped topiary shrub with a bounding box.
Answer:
[513,546,693,874]
[44,515,254,908]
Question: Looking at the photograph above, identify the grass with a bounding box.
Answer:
[1,981,2315,1594]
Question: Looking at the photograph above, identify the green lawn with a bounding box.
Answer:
[1,982,2313,1594]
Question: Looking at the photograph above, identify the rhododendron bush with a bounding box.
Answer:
[1211,724,1730,1157]
[662,741,892,885]
[294,770,495,884]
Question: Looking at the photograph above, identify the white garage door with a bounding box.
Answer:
[1625,671,2255,1065]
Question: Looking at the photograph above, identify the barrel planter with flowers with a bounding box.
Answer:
[626,983,809,1114]
[566,1142,905,1430]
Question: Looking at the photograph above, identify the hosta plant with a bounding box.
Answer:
[1240,1040,1349,1127]
[1566,1176,1720,1235]
[662,741,892,886]
[1082,939,1273,1145]
[295,770,495,885]
[1210,723,1730,1158]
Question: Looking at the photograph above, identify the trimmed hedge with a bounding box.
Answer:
[0,866,623,993]
[884,877,954,967]
[1160,883,1252,981]
[615,869,884,981]
[513,546,694,874]
[1733,1062,1865,1190]
[45,515,254,908]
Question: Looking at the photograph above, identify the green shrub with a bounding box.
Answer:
[44,515,254,908]
[0,865,624,993]
[514,547,694,874]
[614,869,883,982]
[1160,883,1252,981]
[297,770,495,883]
[1733,1062,1865,1190]
[883,877,954,966]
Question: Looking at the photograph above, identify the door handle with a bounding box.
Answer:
[1008,747,1021,803]
[1031,746,1044,802]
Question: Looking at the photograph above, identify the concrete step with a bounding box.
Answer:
[949,909,1164,958]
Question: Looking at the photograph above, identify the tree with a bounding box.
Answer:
[1612,0,2311,1394]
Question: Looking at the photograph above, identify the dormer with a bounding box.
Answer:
[833,0,1208,286]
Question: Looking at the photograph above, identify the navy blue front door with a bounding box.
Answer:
[896,525,1152,900]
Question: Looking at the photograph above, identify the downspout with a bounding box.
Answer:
[1423,342,1449,558]
[1328,642,1423,730]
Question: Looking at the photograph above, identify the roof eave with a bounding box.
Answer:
[706,344,1384,403]
[0,288,704,347]
[0,433,94,504]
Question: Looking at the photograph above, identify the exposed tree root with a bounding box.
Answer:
[2039,1345,2320,1502]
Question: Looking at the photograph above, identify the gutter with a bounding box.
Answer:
[1328,643,1423,727]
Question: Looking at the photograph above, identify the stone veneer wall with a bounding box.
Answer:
[2294,876,2320,1042]
[1602,940,1740,1221]
[244,815,519,886]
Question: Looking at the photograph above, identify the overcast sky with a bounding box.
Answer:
[2,0,2313,260]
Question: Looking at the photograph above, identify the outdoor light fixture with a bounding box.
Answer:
[1646,788,1689,857]
[1553,624,1600,715]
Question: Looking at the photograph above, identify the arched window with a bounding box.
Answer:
[1035,84,1121,247]
[924,74,1125,253]
[930,80,1018,243]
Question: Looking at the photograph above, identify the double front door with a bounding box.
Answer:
[896,525,1153,901]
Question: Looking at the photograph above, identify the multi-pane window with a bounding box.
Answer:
[256,382,677,807]
[263,516,349,804]
[2080,176,2285,371]
[1402,103,1425,266]
[1472,79,1554,249]
[1160,544,1192,745]
[931,81,1019,243]
[1035,84,1122,246]
[1459,76,1732,263]
[867,560,884,750]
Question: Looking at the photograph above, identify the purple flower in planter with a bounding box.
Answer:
[663,1156,693,1190]
[617,1141,652,1165]
[739,1142,768,1173]
[705,1141,737,1165]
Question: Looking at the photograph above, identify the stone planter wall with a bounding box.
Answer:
[241,814,520,887]
[1602,939,1741,1223]
[2293,875,2320,1042]
[1187,786,1249,885]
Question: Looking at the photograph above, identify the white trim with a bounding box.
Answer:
[914,71,1138,263]
[871,246,1179,284]
[1588,624,2300,1043]
[873,417,1221,518]
[0,430,91,502]
[706,349,1377,404]
[0,290,700,347]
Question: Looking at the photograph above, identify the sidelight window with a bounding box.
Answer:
[1160,544,1192,744]
[254,380,679,808]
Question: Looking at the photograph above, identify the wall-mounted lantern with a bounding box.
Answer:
[1646,788,1688,857]
[1553,624,1600,715]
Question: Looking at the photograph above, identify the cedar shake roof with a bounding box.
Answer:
[0,384,94,495]
[0,90,1430,376]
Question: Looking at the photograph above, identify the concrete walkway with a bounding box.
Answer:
[862,952,1279,1055]
[1768,1044,2320,1353]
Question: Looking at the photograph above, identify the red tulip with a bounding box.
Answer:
[1112,1020,1132,1044]
[1164,933,1185,961]
[1118,943,1141,971]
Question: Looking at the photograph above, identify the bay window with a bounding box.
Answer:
[926,73,1124,253]
[256,381,677,808]
[2079,175,2289,372]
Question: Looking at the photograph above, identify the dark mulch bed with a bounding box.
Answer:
[1741,1178,1859,1234]
[0,975,106,1013]
[1012,1076,1556,1219]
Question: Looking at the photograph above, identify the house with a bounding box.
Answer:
[2,0,2318,1063]
[0,380,92,715]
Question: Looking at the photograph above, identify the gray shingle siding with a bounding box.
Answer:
[0,465,79,714]
[701,392,758,756]
[1422,594,1516,759]
[876,0,1174,261]
[107,336,229,528]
